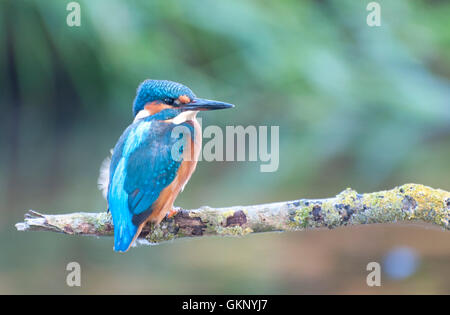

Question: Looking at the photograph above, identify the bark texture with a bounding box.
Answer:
[15,184,450,245]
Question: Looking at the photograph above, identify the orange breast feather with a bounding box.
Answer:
[139,118,202,229]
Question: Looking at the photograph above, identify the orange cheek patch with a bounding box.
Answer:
[144,102,172,115]
[178,95,191,104]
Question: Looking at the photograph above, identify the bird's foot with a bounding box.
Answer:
[166,207,180,219]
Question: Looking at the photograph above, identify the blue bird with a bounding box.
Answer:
[100,79,234,252]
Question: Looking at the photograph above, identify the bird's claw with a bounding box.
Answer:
[166,207,180,219]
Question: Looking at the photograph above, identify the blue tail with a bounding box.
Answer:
[110,191,139,252]
[109,159,139,252]
[113,219,138,252]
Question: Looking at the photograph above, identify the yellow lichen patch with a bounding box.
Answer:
[188,208,219,223]
[145,223,176,243]
[221,210,237,220]
[186,207,252,235]
[216,226,253,236]
[337,188,358,204]
[288,204,313,229]
[402,184,446,211]
[356,184,450,228]
[363,188,402,211]
[399,184,450,227]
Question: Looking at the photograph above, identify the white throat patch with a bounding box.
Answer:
[170,110,198,124]
[133,109,151,123]
[134,109,198,124]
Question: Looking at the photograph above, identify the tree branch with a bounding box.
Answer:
[15,184,450,245]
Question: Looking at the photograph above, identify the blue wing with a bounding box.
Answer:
[107,118,188,252]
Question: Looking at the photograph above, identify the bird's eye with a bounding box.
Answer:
[164,98,175,105]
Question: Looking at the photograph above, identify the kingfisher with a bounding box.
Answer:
[98,79,234,252]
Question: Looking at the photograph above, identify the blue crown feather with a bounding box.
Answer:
[132,79,196,116]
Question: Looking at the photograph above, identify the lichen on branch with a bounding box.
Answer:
[15,184,450,246]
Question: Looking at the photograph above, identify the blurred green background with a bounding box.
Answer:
[1,0,449,294]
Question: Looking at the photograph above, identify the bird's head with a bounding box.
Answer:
[132,79,234,122]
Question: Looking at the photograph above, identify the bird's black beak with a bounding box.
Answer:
[180,98,234,111]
